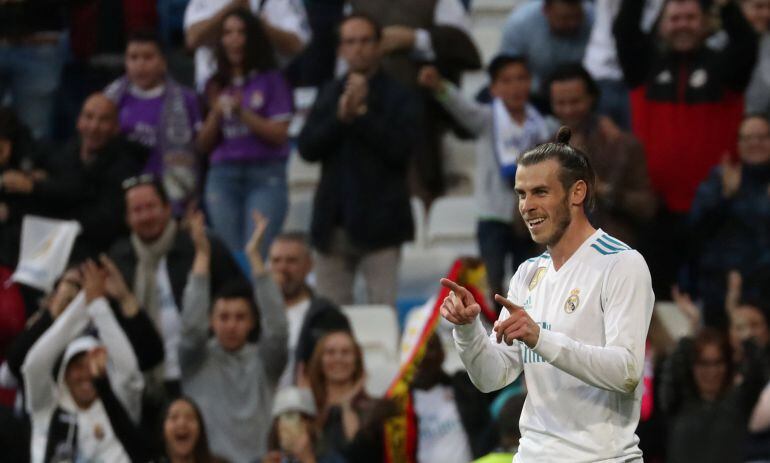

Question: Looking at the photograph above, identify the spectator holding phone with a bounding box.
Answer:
[262,387,345,463]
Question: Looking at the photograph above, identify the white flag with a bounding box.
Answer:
[12,216,81,293]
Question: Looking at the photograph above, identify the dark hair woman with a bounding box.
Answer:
[197,8,293,259]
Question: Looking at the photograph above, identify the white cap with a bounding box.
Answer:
[272,387,317,418]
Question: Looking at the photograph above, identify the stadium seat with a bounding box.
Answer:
[443,135,476,196]
[288,86,318,137]
[653,301,694,341]
[404,196,427,250]
[399,246,457,301]
[287,149,320,195]
[342,305,401,396]
[425,195,479,254]
[284,192,314,233]
[469,25,502,64]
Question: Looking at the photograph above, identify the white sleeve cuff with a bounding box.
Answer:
[532,326,562,363]
[87,297,112,320]
[453,317,488,345]
[412,28,436,61]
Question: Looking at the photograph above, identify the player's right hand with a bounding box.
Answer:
[417,66,442,92]
[439,278,481,325]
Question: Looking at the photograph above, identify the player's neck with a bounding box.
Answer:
[548,217,596,271]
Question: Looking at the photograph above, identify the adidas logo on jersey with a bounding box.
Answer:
[522,322,551,364]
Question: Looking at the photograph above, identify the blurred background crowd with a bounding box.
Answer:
[2,0,770,462]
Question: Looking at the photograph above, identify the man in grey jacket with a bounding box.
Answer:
[179,210,288,462]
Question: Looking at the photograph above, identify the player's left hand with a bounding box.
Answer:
[493,294,540,348]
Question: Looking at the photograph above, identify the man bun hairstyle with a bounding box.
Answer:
[519,126,597,211]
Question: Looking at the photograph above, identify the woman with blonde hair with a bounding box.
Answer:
[305,330,369,456]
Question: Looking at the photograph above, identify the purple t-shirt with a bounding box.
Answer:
[117,86,202,175]
[210,70,293,165]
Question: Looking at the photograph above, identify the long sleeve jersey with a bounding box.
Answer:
[454,229,654,462]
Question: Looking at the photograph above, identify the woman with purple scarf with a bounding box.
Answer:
[198,8,293,256]
[105,30,203,216]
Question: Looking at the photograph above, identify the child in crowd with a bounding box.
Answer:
[418,56,550,308]
[106,31,202,215]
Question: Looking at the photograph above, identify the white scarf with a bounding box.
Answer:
[492,99,546,181]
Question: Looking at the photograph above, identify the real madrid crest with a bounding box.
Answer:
[690,69,708,88]
[564,288,580,314]
[250,91,265,109]
[94,423,105,440]
[529,267,547,291]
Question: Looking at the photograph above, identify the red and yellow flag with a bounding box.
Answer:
[383,258,493,463]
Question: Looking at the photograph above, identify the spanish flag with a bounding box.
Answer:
[383,257,494,463]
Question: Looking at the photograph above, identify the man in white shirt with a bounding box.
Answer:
[184,0,311,90]
[268,232,350,387]
[441,127,654,462]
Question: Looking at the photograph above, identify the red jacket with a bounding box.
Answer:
[70,0,157,61]
[614,0,756,212]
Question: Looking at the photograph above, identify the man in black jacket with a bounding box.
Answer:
[2,93,147,260]
[298,13,419,307]
[269,231,350,387]
[613,0,757,297]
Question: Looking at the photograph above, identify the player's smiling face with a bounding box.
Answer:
[515,159,573,247]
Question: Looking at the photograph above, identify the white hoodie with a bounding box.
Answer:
[22,293,144,463]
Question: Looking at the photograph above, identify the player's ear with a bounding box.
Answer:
[571,180,587,206]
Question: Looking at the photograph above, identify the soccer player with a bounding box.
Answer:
[440,127,654,462]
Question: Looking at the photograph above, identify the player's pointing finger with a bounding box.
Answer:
[495,294,524,314]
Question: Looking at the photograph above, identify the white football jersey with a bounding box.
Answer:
[454,229,654,462]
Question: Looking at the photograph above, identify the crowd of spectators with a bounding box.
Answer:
[2,0,770,462]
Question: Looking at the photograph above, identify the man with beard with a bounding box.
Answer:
[547,63,656,246]
[614,0,757,297]
[440,127,655,462]
[268,231,350,387]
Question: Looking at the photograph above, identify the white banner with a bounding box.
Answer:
[12,216,81,292]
